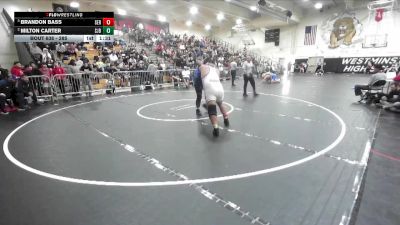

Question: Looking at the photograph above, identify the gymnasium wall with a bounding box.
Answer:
[214,4,400,64]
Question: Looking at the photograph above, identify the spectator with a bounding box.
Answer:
[0,91,7,115]
[67,60,81,95]
[56,43,66,59]
[41,48,53,65]
[10,61,24,79]
[354,64,387,97]
[53,62,67,95]
[80,62,93,96]
[39,64,53,95]
[29,43,43,61]
[81,54,90,64]
[0,64,9,86]
[109,52,118,63]
[14,75,37,110]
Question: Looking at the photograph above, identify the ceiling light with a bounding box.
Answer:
[70,1,79,8]
[225,0,231,2]
[186,20,192,26]
[158,15,166,22]
[117,8,127,15]
[146,0,157,4]
[236,18,242,24]
[217,12,224,21]
[250,6,257,11]
[190,6,198,15]
[314,2,323,9]
[205,24,211,30]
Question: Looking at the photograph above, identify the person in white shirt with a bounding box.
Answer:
[199,56,230,137]
[242,56,258,97]
[109,52,118,63]
[230,59,237,86]
[41,48,52,64]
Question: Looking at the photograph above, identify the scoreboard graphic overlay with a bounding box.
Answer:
[14,12,114,42]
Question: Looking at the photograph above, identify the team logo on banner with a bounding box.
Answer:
[320,12,363,49]
[375,8,384,22]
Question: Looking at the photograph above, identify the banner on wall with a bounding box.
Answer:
[298,56,399,73]
[114,14,169,33]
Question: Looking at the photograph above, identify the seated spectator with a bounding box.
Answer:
[0,91,7,115]
[75,57,84,69]
[354,64,386,97]
[365,60,374,74]
[109,52,118,63]
[315,63,324,76]
[14,75,37,110]
[10,61,24,79]
[56,42,66,59]
[0,64,9,86]
[66,43,78,58]
[379,82,400,112]
[29,43,43,61]
[81,54,90,64]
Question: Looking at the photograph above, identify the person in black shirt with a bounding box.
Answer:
[81,54,90,64]
[80,62,93,97]
[14,75,37,110]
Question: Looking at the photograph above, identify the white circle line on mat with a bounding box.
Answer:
[3,91,347,187]
[136,99,234,122]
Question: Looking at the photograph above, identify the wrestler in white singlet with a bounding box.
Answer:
[202,66,224,103]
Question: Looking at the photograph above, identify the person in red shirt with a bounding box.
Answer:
[10,61,24,79]
[53,62,66,95]
[39,64,53,96]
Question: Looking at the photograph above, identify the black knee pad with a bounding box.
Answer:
[208,104,217,116]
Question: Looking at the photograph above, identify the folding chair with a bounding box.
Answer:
[359,80,386,103]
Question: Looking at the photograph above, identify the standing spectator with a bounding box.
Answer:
[39,64,53,96]
[53,62,67,96]
[242,56,258,97]
[80,62,93,96]
[66,60,81,95]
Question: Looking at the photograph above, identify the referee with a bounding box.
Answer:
[230,58,237,86]
[242,56,258,97]
[193,64,203,116]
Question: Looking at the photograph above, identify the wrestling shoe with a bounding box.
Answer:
[196,109,201,116]
[213,128,219,137]
[224,118,230,127]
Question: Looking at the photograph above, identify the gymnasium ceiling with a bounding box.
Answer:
[56,0,372,31]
